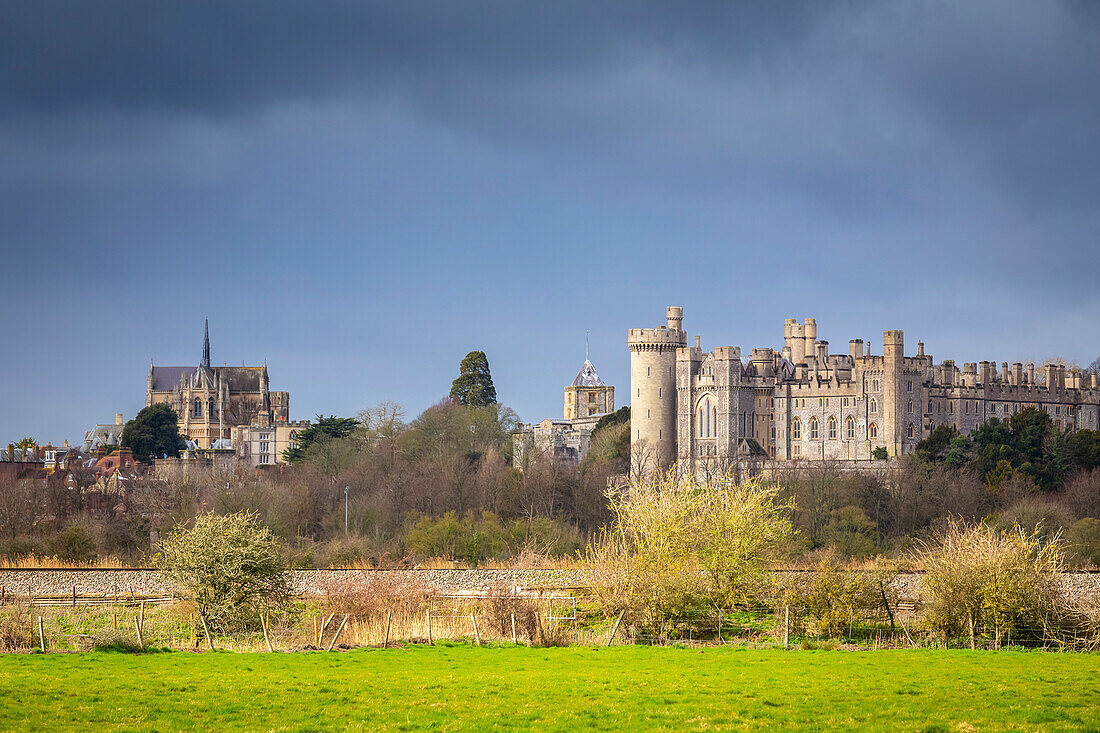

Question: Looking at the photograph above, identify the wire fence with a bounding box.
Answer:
[3,593,1099,653]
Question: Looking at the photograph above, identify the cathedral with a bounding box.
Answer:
[629,307,1100,473]
[145,321,290,449]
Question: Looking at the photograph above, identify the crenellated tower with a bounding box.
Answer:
[628,306,687,472]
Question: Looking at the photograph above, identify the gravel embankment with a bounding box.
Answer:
[2,569,1097,604]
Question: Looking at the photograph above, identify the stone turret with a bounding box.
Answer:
[629,306,688,471]
[882,330,904,457]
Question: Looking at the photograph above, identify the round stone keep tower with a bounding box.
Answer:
[628,306,687,471]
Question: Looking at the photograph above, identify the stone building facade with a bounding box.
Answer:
[630,306,1100,473]
[514,359,615,469]
[145,321,291,449]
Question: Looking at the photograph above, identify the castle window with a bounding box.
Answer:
[819,398,825,408]
[209,399,215,418]
[809,417,819,440]
[907,380,913,392]
[870,398,877,412]
[907,423,915,439]
[793,444,801,457]
[846,415,855,440]
[869,422,879,439]
[194,400,202,418]
[928,400,933,413]
[965,402,969,414]
[792,418,802,440]
[827,416,837,439]
[872,379,879,392]
[907,399,913,414]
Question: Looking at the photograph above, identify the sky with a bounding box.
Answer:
[2,1,1099,446]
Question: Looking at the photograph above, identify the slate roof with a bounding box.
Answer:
[571,359,606,387]
[150,366,192,390]
[213,366,264,391]
[150,365,265,392]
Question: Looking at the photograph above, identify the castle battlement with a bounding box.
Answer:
[630,306,1100,471]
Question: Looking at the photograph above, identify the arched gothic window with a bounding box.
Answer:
[809,416,819,440]
[697,397,716,438]
[827,416,837,440]
[868,422,879,439]
[845,415,855,439]
[792,417,802,440]
[209,399,215,419]
[872,379,879,392]
[194,399,202,418]
[869,398,878,412]
[907,399,914,414]
[907,423,915,439]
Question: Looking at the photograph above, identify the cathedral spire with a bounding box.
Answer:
[202,319,211,370]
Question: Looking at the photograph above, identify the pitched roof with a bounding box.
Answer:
[150,366,191,390]
[150,365,266,392]
[571,359,606,387]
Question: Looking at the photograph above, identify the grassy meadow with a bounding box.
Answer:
[1,645,1098,731]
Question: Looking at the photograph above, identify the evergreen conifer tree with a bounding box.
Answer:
[450,351,497,407]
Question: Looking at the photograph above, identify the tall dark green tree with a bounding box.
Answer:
[449,350,497,407]
[120,404,184,463]
[282,415,360,463]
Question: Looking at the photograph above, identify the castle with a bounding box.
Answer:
[629,306,1100,472]
[513,357,615,468]
[145,321,291,453]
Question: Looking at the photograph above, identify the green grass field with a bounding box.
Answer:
[1,645,1097,731]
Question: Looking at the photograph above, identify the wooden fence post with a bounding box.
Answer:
[426,608,433,645]
[783,606,790,649]
[471,613,481,646]
[37,616,45,652]
[319,613,335,644]
[607,611,625,647]
[383,610,392,648]
[135,616,144,649]
[261,614,274,653]
[969,611,975,650]
[200,615,215,651]
[326,615,349,652]
[511,613,517,645]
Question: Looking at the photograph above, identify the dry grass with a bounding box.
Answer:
[0,554,130,570]
[346,550,582,571]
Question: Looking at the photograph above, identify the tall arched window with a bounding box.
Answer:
[906,399,913,414]
[827,416,837,440]
[907,423,915,439]
[869,398,878,413]
[697,397,715,438]
[194,399,202,418]
[809,416,819,440]
[845,415,855,439]
[868,422,878,439]
[208,399,215,419]
[872,379,879,392]
[792,417,802,440]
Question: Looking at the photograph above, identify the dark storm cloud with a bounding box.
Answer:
[0,1,824,117]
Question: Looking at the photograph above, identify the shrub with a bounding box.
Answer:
[50,525,96,564]
[157,512,292,632]
[782,553,878,638]
[585,469,793,629]
[1066,518,1100,567]
[913,518,1064,640]
[822,506,877,558]
[319,572,434,620]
